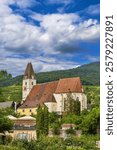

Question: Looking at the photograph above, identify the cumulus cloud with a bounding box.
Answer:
[31,13,99,53]
[0,0,100,76]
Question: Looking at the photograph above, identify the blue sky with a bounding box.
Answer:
[0,0,100,76]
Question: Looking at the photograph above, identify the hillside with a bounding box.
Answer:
[0,85,22,102]
[0,61,100,87]
[0,70,12,80]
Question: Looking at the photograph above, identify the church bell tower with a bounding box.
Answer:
[22,62,36,102]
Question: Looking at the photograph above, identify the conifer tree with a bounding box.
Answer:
[74,98,81,115]
[64,93,81,115]
[36,104,49,139]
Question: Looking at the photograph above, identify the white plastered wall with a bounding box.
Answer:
[44,102,57,112]
[53,93,87,114]
[22,79,36,101]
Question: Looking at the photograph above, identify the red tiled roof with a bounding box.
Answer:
[55,77,83,94]
[20,81,58,108]
[44,95,56,103]
[20,77,84,108]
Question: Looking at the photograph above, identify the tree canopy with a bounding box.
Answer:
[0,117,13,133]
[36,105,49,138]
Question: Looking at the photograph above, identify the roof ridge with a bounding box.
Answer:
[36,80,59,86]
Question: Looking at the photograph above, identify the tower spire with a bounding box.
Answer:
[24,62,35,79]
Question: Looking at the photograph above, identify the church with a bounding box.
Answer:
[17,63,87,116]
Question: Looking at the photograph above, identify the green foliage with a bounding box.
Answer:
[1,135,99,150]
[0,70,12,81]
[49,112,59,124]
[5,135,13,145]
[49,112,61,135]
[11,140,37,150]
[64,93,81,115]
[78,134,100,150]
[73,99,81,115]
[80,109,88,116]
[37,135,66,150]
[66,127,76,135]
[51,120,61,135]
[64,93,75,114]
[36,105,49,138]
[0,86,22,102]
[80,107,100,134]
[65,135,99,150]
[0,145,23,150]
[62,114,79,124]
[0,108,16,117]
[0,117,13,133]
[84,86,100,108]
[12,136,66,150]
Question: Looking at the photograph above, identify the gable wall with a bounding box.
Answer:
[54,92,87,114]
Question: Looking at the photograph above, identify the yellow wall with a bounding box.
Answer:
[17,107,37,116]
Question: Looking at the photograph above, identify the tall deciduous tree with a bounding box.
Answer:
[74,98,81,115]
[0,117,13,133]
[36,104,49,138]
[0,116,13,144]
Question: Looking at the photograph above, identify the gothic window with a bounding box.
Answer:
[24,87,26,90]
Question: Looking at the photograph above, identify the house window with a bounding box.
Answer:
[25,82,27,85]
[32,82,33,85]
[29,109,32,112]
[23,109,25,112]
[17,133,28,140]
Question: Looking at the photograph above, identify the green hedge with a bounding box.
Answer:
[0,145,24,150]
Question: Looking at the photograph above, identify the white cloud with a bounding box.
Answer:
[15,0,39,9]
[0,1,100,75]
[31,13,99,50]
[86,55,99,62]
[84,4,100,15]
[0,0,15,5]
